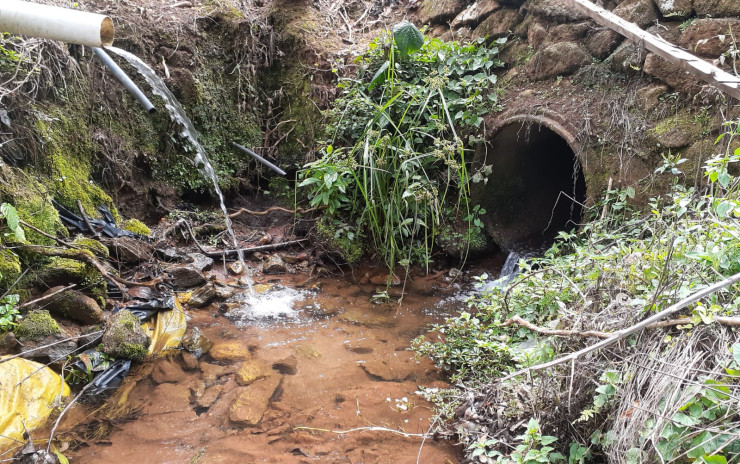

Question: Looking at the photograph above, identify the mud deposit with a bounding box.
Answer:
[59,265,496,463]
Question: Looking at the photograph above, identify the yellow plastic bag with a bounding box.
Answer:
[0,357,70,453]
[142,297,187,355]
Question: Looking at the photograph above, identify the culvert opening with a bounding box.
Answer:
[471,121,586,252]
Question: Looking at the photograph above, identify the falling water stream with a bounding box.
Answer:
[105,46,255,297]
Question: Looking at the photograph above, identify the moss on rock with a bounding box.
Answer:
[25,257,107,301]
[122,219,151,237]
[14,310,61,341]
[102,310,150,362]
[72,236,110,259]
[34,109,120,222]
[0,249,21,293]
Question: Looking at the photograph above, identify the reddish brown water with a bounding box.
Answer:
[60,263,503,464]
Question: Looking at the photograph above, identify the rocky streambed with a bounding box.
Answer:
[53,257,490,463]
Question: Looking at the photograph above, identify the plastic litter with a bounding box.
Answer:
[52,200,144,239]
[84,359,132,397]
[112,296,175,323]
[142,296,187,354]
[0,357,70,453]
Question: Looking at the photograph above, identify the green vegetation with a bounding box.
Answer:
[14,310,61,340]
[122,218,152,237]
[414,120,740,462]
[0,292,19,333]
[299,22,504,270]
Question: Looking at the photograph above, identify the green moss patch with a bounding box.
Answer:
[15,310,61,340]
[0,249,21,292]
[122,218,151,237]
[72,236,110,259]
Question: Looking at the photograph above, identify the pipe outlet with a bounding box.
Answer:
[0,0,114,47]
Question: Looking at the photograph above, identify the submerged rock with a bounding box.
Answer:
[272,355,298,375]
[235,359,274,386]
[209,341,251,362]
[196,384,223,409]
[229,375,282,426]
[263,255,287,275]
[152,358,188,384]
[38,286,104,325]
[102,310,150,362]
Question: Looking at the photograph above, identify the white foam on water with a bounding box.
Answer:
[227,286,308,326]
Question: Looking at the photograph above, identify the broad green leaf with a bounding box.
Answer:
[0,202,25,242]
[368,61,389,91]
[392,20,424,57]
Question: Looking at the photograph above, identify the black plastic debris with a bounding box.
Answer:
[112,296,175,323]
[52,199,144,239]
[107,281,124,299]
[85,359,132,397]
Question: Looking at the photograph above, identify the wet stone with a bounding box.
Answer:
[196,384,223,409]
[181,351,200,370]
[236,359,274,386]
[200,362,237,384]
[152,358,187,384]
[166,264,207,289]
[214,282,235,300]
[227,261,245,275]
[155,247,191,263]
[263,255,287,275]
[102,310,149,362]
[188,283,217,308]
[359,355,419,382]
[38,286,105,325]
[182,327,213,357]
[229,375,282,427]
[189,253,214,272]
[19,334,77,365]
[209,341,251,362]
[339,307,398,328]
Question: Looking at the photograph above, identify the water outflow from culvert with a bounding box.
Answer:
[499,251,521,282]
[105,46,255,297]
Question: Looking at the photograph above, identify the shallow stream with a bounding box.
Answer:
[60,255,507,463]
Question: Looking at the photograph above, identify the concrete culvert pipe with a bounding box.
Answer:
[470,121,586,252]
[0,0,114,47]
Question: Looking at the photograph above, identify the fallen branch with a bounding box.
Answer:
[501,314,740,340]
[497,271,740,383]
[76,200,100,238]
[46,380,96,453]
[18,219,81,250]
[228,206,321,218]
[18,284,76,309]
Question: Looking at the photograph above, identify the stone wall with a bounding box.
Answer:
[414,0,740,205]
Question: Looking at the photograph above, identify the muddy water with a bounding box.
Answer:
[63,264,504,464]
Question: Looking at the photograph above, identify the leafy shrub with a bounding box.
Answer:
[299,22,504,271]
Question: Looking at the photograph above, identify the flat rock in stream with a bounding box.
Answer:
[339,306,398,328]
[166,264,206,289]
[209,341,251,362]
[196,384,224,408]
[272,355,298,375]
[182,327,213,357]
[105,236,154,263]
[229,375,282,426]
[235,359,274,386]
[200,362,238,383]
[155,247,192,263]
[359,354,421,382]
[152,358,188,384]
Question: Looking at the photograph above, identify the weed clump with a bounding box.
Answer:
[299,22,504,271]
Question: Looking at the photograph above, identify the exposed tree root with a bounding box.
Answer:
[228,206,321,218]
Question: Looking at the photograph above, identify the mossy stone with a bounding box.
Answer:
[122,219,151,236]
[26,257,107,301]
[72,236,110,259]
[102,310,150,362]
[14,310,61,341]
[0,249,21,293]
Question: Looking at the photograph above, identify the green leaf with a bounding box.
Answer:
[368,61,390,91]
[732,343,740,365]
[392,21,424,57]
[0,202,25,242]
[701,455,727,464]
[718,172,732,188]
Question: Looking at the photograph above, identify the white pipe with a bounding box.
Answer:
[0,0,114,47]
